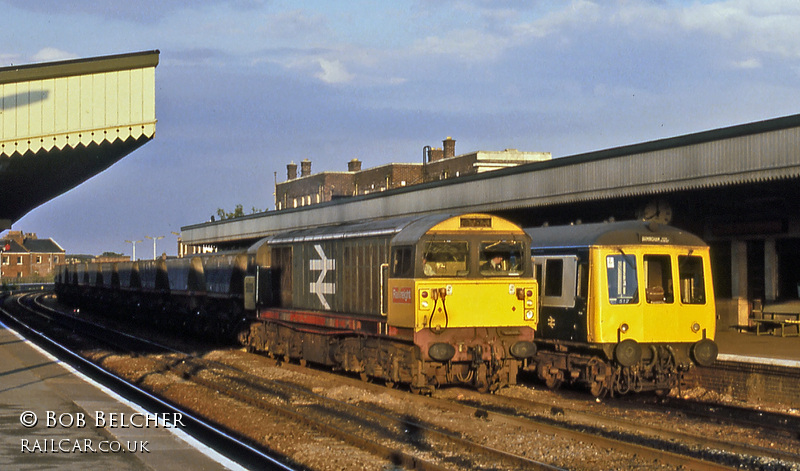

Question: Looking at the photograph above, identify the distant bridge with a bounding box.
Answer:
[0,50,159,229]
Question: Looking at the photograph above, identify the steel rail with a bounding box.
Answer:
[27,293,563,471]
[0,293,298,471]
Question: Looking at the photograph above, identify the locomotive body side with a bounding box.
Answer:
[527,221,718,396]
[244,213,538,392]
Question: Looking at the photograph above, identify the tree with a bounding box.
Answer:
[215,204,262,220]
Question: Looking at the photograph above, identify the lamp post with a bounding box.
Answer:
[145,236,164,260]
[125,239,142,261]
[170,231,183,258]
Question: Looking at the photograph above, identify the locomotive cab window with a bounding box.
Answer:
[678,255,706,304]
[422,241,468,277]
[479,240,524,276]
[606,254,638,304]
[644,254,673,304]
[391,246,414,278]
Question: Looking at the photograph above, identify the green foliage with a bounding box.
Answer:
[215,204,262,220]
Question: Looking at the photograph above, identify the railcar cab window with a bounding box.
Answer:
[606,254,638,304]
[479,241,524,276]
[422,241,468,277]
[644,254,673,304]
[678,255,706,304]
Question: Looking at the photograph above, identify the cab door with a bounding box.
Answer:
[641,253,675,342]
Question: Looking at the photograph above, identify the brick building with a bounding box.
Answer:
[0,231,65,281]
[275,137,551,210]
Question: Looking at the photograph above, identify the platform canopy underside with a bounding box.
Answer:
[0,136,151,229]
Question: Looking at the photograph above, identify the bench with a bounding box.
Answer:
[753,318,800,337]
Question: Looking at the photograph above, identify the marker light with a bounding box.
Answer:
[619,323,630,333]
[691,322,701,333]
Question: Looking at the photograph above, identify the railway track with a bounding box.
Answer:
[7,292,800,470]
[6,293,560,470]
[0,293,297,471]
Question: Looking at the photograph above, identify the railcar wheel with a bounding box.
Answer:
[589,380,606,397]
[587,357,608,397]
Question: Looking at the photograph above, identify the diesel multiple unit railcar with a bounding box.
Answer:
[56,213,539,393]
[524,220,718,396]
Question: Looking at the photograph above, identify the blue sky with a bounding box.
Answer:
[4,0,800,256]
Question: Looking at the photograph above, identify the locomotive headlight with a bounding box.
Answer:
[619,323,630,333]
[526,299,534,307]
[421,300,429,309]
[525,310,535,320]
[691,322,701,333]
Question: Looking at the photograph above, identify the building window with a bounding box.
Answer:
[36,256,42,264]
[2,255,7,265]
[16,256,23,265]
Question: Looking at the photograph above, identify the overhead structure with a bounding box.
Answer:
[181,113,800,248]
[0,50,159,230]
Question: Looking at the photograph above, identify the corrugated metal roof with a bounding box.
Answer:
[525,220,707,248]
[263,213,453,244]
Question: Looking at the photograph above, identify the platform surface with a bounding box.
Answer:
[0,321,243,470]
[715,328,800,366]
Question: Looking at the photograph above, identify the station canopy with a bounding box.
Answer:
[0,50,159,230]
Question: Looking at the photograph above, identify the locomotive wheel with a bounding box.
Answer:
[544,374,563,390]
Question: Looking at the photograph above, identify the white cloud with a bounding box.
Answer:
[676,0,800,58]
[315,58,354,84]
[733,57,762,69]
[31,47,76,63]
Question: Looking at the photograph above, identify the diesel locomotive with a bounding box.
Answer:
[56,213,539,393]
[524,220,718,396]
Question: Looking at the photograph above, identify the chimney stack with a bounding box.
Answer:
[300,159,312,177]
[348,158,362,172]
[428,147,444,162]
[443,136,456,159]
[287,162,297,180]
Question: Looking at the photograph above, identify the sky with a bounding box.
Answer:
[3,0,800,257]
